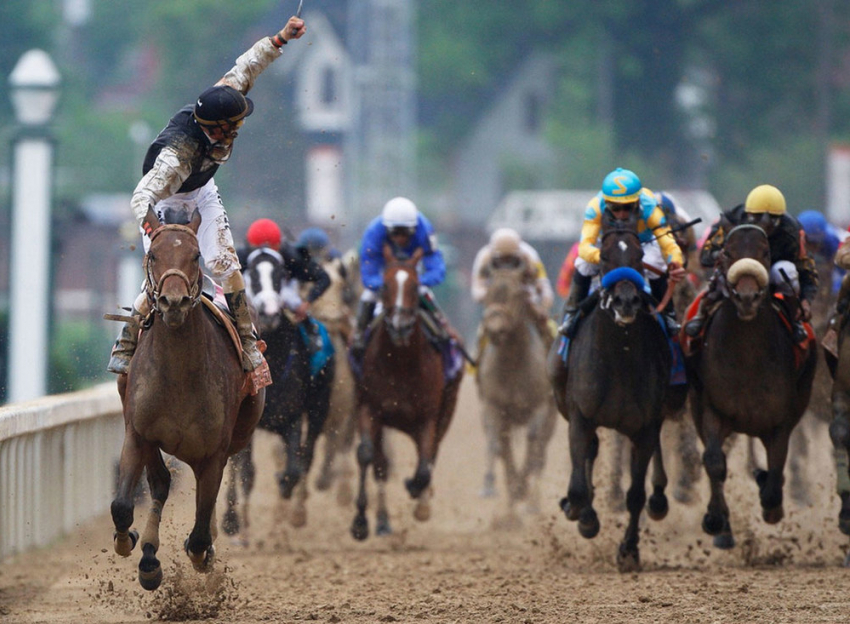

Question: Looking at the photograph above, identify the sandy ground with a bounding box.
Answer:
[2,377,850,623]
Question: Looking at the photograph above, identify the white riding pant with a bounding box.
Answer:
[140,178,240,281]
[575,240,665,281]
[771,260,800,296]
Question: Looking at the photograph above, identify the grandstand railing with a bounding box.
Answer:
[0,383,122,562]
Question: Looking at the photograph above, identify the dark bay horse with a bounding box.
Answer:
[685,224,817,549]
[547,210,672,572]
[111,208,265,590]
[223,247,334,538]
[351,246,463,540]
[477,265,557,515]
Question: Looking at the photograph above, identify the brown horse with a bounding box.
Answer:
[547,210,672,572]
[827,273,850,546]
[351,246,463,540]
[685,223,817,549]
[476,265,557,515]
[111,208,265,590]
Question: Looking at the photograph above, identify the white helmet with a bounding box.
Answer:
[381,197,419,228]
[489,228,522,257]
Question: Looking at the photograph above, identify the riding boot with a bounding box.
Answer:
[106,309,141,375]
[684,271,721,338]
[225,289,264,371]
[107,294,150,375]
[557,271,592,338]
[351,299,376,357]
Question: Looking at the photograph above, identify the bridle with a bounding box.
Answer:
[144,224,203,313]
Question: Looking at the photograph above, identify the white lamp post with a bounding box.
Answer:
[7,50,61,403]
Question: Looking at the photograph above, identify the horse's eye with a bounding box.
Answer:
[194,252,201,261]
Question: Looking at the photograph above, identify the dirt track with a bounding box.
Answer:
[2,377,850,623]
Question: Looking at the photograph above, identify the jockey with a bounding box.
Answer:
[684,184,818,343]
[558,167,686,338]
[107,16,307,375]
[471,227,554,342]
[351,197,447,356]
[239,218,331,327]
[798,210,847,296]
[655,191,699,270]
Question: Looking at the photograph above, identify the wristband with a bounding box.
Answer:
[271,33,287,48]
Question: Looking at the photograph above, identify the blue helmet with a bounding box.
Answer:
[296,227,330,252]
[601,168,642,203]
[798,210,827,240]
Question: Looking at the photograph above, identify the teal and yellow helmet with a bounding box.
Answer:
[601,168,642,204]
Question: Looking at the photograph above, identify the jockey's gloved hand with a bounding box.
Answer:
[667,261,686,284]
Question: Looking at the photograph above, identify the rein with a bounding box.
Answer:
[145,224,203,313]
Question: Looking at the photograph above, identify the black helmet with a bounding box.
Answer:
[193,85,254,127]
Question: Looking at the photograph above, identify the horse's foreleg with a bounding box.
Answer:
[223,445,254,545]
[374,431,393,532]
[479,404,499,498]
[673,416,702,504]
[521,402,557,514]
[351,405,374,541]
[759,429,790,525]
[647,436,669,521]
[499,419,523,504]
[699,411,734,549]
[607,433,627,512]
[617,428,656,573]
[406,413,438,500]
[279,416,304,499]
[561,416,599,539]
[137,450,171,591]
[829,412,850,535]
[111,425,146,558]
[185,457,226,571]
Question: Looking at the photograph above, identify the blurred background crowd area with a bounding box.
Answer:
[1,0,850,399]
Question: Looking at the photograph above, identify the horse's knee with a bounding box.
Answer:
[703,448,726,482]
[357,440,374,467]
[830,416,850,449]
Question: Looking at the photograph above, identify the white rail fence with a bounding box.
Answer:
[0,383,123,562]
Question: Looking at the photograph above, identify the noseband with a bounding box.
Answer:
[144,224,203,313]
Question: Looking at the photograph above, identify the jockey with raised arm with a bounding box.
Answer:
[351,197,447,357]
[558,167,685,338]
[107,16,306,375]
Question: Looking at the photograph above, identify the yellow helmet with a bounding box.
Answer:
[745,185,786,215]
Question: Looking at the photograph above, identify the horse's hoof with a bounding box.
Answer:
[762,505,783,525]
[113,528,139,557]
[702,512,725,536]
[222,507,240,536]
[413,500,431,522]
[559,497,580,521]
[713,532,735,550]
[184,539,216,572]
[351,515,369,541]
[289,506,308,528]
[139,543,162,591]
[578,508,600,539]
[376,512,392,536]
[278,472,299,499]
[647,492,669,521]
[616,544,641,573]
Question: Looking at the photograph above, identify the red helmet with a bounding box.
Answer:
[246,218,282,248]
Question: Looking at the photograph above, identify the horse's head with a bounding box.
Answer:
[482,266,529,345]
[720,224,771,321]
[381,245,423,345]
[597,211,649,326]
[243,247,287,332]
[143,207,203,328]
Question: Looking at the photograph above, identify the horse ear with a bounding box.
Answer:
[143,207,161,236]
[188,209,202,234]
